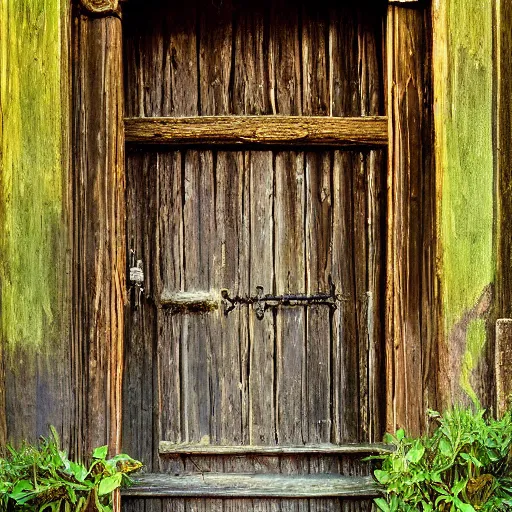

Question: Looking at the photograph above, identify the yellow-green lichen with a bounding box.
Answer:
[440,0,494,334]
[459,319,487,406]
[0,0,67,351]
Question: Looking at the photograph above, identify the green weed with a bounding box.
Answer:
[0,426,142,512]
[369,407,512,511]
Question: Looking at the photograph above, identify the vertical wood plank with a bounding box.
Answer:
[248,151,280,512]
[217,151,252,512]
[123,152,158,475]
[164,3,199,117]
[156,151,186,512]
[331,151,359,443]
[199,0,233,115]
[366,150,385,443]
[302,4,329,116]
[387,4,436,435]
[120,152,152,512]
[181,150,223,512]
[123,1,198,117]
[305,152,334,512]
[274,151,307,512]
[270,1,301,115]
[232,4,271,115]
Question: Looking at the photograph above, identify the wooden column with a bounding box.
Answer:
[0,0,72,447]
[496,0,512,416]
[386,2,437,435]
[433,0,495,411]
[72,0,126,463]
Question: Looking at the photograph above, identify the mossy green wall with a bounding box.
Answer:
[435,0,495,405]
[0,0,68,353]
[0,0,71,443]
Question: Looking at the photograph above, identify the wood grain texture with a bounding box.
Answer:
[125,117,388,147]
[122,3,386,511]
[386,4,436,436]
[496,0,512,409]
[495,319,512,416]
[0,0,72,447]
[123,1,385,118]
[72,11,125,459]
[123,474,381,498]
[159,443,393,455]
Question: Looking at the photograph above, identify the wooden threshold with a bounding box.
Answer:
[159,442,392,455]
[123,473,381,498]
[124,116,388,147]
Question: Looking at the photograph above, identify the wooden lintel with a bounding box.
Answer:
[159,442,393,455]
[124,116,388,147]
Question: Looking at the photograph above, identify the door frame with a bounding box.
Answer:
[71,0,434,494]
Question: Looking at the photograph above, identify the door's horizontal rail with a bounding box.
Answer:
[123,473,381,498]
[159,442,393,455]
[124,116,388,147]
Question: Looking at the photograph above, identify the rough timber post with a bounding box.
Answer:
[496,0,512,417]
[386,1,437,435]
[72,0,126,470]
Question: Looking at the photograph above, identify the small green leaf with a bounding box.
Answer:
[453,497,476,512]
[406,444,425,463]
[374,497,390,512]
[374,470,390,484]
[97,473,122,496]
[93,446,109,460]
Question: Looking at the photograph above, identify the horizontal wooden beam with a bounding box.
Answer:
[124,116,388,147]
[123,473,380,498]
[159,442,393,455]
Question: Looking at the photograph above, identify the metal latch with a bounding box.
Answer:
[129,249,144,308]
[222,281,341,320]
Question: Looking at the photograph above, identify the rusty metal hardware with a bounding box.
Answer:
[221,281,341,320]
[129,249,144,309]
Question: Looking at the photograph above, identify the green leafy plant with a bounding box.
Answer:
[0,427,142,512]
[369,407,512,512]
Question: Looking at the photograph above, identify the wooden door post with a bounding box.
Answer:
[386,2,437,435]
[72,0,126,463]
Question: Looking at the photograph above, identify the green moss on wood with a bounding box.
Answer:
[459,319,487,405]
[441,0,494,331]
[0,0,67,351]
[437,0,494,401]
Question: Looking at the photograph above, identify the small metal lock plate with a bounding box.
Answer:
[129,250,144,309]
[130,263,144,285]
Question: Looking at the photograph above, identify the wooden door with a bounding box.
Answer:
[122,1,387,510]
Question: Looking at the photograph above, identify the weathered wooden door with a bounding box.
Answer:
[122,1,387,510]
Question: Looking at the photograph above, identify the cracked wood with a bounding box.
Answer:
[124,116,388,147]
